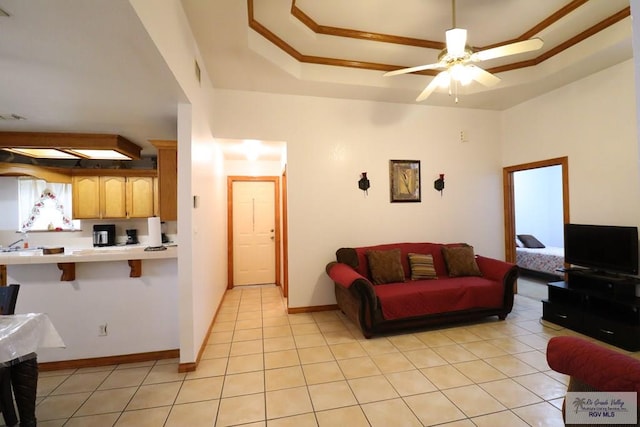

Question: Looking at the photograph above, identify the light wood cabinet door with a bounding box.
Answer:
[100,176,127,218]
[126,176,155,218]
[72,176,101,219]
[153,177,159,217]
[150,140,177,221]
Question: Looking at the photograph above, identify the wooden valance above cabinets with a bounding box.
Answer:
[0,162,72,183]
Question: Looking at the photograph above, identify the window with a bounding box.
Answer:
[18,179,78,231]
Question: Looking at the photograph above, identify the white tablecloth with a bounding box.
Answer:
[0,313,65,363]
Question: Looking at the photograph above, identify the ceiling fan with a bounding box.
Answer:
[384,0,544,103]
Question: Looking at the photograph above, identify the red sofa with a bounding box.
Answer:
[325,242,518,338]
[547,336,640,425]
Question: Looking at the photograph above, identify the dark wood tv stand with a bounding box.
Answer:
[542,269,640,351]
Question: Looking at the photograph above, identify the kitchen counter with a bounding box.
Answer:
[0,245,177,265]
[0,245,177,283]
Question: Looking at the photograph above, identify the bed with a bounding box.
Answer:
[516,246,565,279]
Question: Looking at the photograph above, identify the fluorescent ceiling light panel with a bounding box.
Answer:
[3,148,81,159]
[66,149,132,160]
[0,132,142,160]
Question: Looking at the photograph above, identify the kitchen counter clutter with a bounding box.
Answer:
[0,245,177,282]
[0,244,177,264]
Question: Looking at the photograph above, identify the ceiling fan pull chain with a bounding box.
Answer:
[454,79,459,104]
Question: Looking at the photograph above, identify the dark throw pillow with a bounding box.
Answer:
[517,234,545,249]
[408,253,437,280]
[441,245,482,277]
[366,249,405,284]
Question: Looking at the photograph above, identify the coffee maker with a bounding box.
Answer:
[126,229,139,245]
[161,221,169,244]
[93,224,116,247]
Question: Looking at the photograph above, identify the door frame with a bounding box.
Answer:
[227,176,281,289]
[503,156,570,264]
[281,166,289,298]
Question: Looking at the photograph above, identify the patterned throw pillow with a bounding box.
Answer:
[408,253,437,280]
[366,249,406,285]
[441,245,482,277]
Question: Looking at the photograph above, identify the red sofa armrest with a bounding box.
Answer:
[326,262,371,289]
[475,255,517,313]
[326,261,379,314]
[547,336,640,397]
[475,255,515,281]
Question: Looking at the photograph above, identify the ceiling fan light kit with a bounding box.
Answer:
[445,28,467,58]
[384,0,544,104]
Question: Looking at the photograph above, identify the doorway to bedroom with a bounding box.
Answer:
[503,157,570,297]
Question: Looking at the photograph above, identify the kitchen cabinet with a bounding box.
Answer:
[72,176,101,218]
[100,176,127,218]
[126,176,154,218]
[150,140,177,221]
[72,173,155,219]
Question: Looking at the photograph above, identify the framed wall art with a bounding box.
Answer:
[389,159,421,202]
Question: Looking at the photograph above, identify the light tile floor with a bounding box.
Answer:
[5,281,631,426]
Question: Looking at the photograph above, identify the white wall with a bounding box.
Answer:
[514,165,564,247]
[0,177,19,230]
[632,0,640,141]
[211,90,504,308]
[130,0,227,365]
[503,60,640,229]
[10,259,178,362]
[225,160,284,177]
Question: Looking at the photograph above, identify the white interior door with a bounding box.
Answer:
[232,181,276,286]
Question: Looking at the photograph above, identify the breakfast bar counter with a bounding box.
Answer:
[3,246,179,363]
[0,245,177,283]
[0,245,177,264]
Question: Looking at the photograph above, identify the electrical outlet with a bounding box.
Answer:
[98,323,108,336]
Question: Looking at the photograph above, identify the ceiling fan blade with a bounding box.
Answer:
[416,71,449,102]
[467,65,501,87]
[384,62,443,77]
[471,38,543,62]
[445,28,467,57]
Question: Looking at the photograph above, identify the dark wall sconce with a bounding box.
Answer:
[434,173,445,196]
[358,172,370,195]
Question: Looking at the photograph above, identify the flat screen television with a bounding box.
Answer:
[564,223,639,275]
